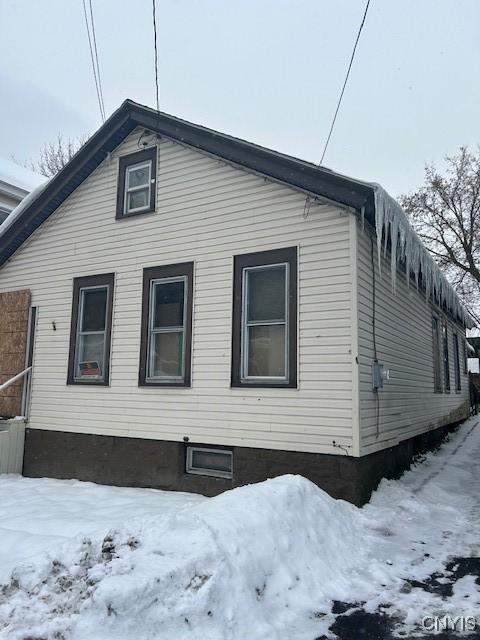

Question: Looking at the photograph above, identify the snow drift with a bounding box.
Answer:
[2,420,480,639]
[0,475,362,640]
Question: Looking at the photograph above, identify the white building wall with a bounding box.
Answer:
[356,220,470,455]
[0,129,358,455]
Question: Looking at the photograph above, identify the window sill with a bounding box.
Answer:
[67,379,110,386]
[115,207,156,220]
[231,380,297,389]
[138,380,191,388]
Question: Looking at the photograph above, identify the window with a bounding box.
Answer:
[442,323,450,392]
[139,262,193,386]
[116,147,157,218]
[68,273,114,385]
[232,247,297,388]
[186,446,233,479]
[432,315,442,393]
[453,333,461,391]
[463,338,469,375]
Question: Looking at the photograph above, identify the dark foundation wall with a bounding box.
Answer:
[23,422,461,506]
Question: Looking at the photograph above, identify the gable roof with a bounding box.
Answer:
[0,99,376,268]
[0,99,473,328]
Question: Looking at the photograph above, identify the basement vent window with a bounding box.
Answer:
[186,447,233,479]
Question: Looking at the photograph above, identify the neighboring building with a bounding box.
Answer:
[0,158,45,224]
[0,100,474,505]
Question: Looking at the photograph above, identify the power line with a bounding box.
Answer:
[152,0,160,113]
[88,0,106,121]
[319,0,371,165]
[82,0,105,123]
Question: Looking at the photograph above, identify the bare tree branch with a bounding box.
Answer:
[13,134,88,178]
[400,146,480,320]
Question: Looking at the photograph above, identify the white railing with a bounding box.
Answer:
[0,367,32,393]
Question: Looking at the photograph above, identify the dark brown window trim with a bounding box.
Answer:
[431,314,443,394]
[453,333,462,392]
[67,273,115,386]
[442,322,451,393]
[139,262,194,387]
[231,246,297,389]
[116,147,157,219]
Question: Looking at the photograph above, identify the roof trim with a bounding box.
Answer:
[0,99,376,268]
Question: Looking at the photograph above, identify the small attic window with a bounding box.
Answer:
[116,147,157,218]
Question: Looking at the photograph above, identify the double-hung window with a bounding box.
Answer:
[442,322,450,392]
[116,147,157,218]
[453,333,461,391]
[139,263,193,386]
[432,315,442,393]
[68,274,114,385]
[232,247,297,388]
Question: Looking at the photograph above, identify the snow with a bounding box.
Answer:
[1,417,479,639]
[0,158,45,193]
[468,357,479,373]
[0,178,50,238]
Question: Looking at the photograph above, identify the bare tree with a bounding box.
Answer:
[400,146,480,323]
[19,135,88,178]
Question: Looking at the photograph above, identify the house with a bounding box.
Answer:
[0,100,473,505]
[0,158,45,224]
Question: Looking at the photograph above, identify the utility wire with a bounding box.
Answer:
[82,0,105,122]
[319,0,371,165]
[88,0,106,121]
[152,0,160,113]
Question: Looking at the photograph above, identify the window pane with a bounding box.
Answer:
[127,163,150,188]
[127,188,149,211]
[150,331,183,378]
[247,265,286,322]
[442,324,450,390]
[191,449,232,473]
[454,335,461,390]
[77,333,105,377]
[81,288,107,332]
[153,280,184,328]
[432,317,442,392]
[248,324,285,377]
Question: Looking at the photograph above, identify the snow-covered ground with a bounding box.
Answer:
[1,417,479,639]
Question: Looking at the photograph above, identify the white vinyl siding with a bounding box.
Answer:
[0,128,357,456]
[356,219,469,455]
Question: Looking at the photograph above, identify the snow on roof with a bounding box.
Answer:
[0,157,46,193]
[0,178,50,237]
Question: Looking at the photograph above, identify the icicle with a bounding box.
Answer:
[370,184,473,328]
[390,214,400,293]
[374,191,384,275]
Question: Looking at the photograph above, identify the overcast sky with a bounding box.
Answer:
[0,0,478,196]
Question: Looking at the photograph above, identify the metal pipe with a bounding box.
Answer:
[0,367,32,393]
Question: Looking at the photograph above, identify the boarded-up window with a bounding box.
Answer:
[0,290,31,417]
[432,316,442,393]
